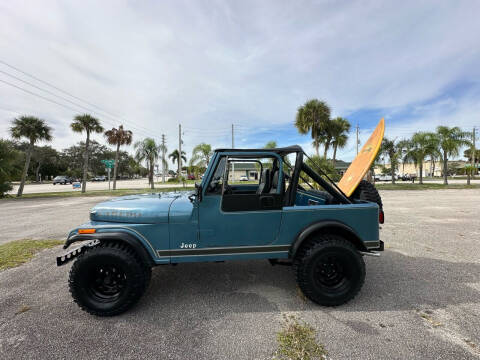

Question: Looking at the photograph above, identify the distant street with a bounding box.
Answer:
[8,177,480,195]
[9,178,186,194]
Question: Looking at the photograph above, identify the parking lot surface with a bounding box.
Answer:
[1,189,479,359]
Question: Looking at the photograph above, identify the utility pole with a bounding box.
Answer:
[231,124,235,148]
[356,123,360,155]
[178,124,182,180]
[472,127,476,177]
[161,134,166,183]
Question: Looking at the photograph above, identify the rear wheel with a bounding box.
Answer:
[294,234,365,306]
[69,242,151,316]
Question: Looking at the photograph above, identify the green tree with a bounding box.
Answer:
[10,116,52,196]
[135,138,160,189]
[295,99,331,157]
[330,117,351,165]
[169,149,187,179]
[264,140,278,149]
[31,146,58,182]
[396,139,412,175]
[464,148,480,176]
[464,148,480,162]
[71,114,103,193]
[104,125,133,190]
[304,154,340,184]
[379,137,403,184]
[404,132,437,184]
[0,140,22,197]
[424,133,441,178]
[436,126,471,184]
[191,143,213,168]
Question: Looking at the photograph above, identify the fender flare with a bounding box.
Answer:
[64,232,155,267]
[290,220,367,257]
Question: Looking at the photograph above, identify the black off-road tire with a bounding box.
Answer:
[69,242,151,316]
[352,180,382,209]
[293,234,365,306]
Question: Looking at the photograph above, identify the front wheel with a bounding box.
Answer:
[69,242,151,316]
[294,234,365,306]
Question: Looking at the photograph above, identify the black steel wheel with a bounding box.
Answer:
[87,264,127,301]
[69,242,151,316]
[294,234,365,306]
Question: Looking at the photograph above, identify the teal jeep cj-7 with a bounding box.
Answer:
[58,146,384,316]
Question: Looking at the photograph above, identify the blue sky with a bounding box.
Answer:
[1,0,479,167]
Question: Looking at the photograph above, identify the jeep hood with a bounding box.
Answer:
[90,192,191,224]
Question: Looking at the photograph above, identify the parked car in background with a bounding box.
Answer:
[53,176,73,185]
[375,174,393,182]
[92,176,106,182]
[187,174,196,180]
[239,175,249,181]
[400,174,417,182]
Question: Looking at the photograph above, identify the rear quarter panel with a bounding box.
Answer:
[275,202,379,246]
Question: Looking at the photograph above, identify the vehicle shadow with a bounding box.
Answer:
[130,250,480,320]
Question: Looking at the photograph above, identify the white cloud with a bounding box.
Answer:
[1,0,479,167]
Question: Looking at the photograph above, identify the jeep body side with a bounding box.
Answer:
[59,145,383,316]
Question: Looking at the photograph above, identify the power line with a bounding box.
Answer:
[0,77,157,139]
[0,78,81,113]
[0,60,159,136]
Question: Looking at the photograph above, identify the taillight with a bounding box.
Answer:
[379,210,384,224]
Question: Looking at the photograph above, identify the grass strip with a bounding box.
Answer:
[375,183,480,190]
[0,239,63,271]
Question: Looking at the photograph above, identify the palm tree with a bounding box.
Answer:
[379,138,401,184]
[264,141,277,149]
[169,149,187,179]
[330,117,351,166]
[295,99,331,157]
[405,132,437,184]
[104,125,132,190]
[319,123,335,158]
[10,116,52,196]
[436,126,471,184]
[135,138,160,189]
[71,114,103,193]
[191,143,213,168]
[396,139,412,175]
[424,133,441,178]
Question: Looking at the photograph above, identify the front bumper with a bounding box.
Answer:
[56,239,99,266]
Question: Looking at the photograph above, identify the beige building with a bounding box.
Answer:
[375,160,468,177]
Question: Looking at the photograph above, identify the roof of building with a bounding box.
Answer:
[334,160,351,170]
[229,163,259,170]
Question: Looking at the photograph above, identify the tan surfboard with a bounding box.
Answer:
[337,118,385,197]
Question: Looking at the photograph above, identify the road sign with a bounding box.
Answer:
[101,159,115,169]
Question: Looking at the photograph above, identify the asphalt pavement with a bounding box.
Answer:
[0,189,479,359]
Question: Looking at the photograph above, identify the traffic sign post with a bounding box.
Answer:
[101,160,115,190]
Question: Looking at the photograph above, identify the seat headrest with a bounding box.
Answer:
[261,169,270,183]
[271,170,279,188]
